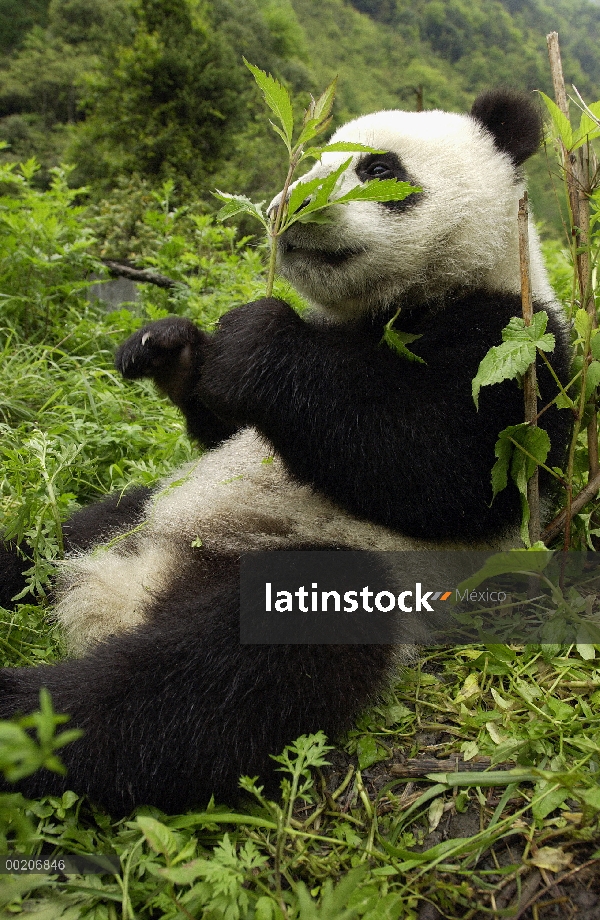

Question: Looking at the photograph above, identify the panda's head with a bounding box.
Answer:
[272,90,547,320]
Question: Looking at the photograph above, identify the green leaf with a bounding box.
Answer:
[285,158,352,225]
[572,113,600,150]
[456,547,552,601]
[137,816,178,857]
[287,173,335,219]
[295,78,338,147]
[213,191,268,229]
[244,59,294,151]
[286,170,420,229]
[382,327,425,364]
[300,142,386,163]
[312,77,337,125]
[334,178,420,205]
[590,330,600,360]
[490,424,551,545]
[585,360,600,400]
[532,782,569,821]
[472,314,555,409]
[574,307,592,342]
[572,99,600,149]
[501,312,553,347]
[539,91,573,149]
[380,308,425,363]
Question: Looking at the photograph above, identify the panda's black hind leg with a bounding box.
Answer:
[0,486,152,610]
[0,556,395,816]
[62,485,152,552]
[0,541,32,609]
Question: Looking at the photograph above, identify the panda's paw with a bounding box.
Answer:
[116,317,205,381]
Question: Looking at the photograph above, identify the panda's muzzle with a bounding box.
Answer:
[280,240,358,266]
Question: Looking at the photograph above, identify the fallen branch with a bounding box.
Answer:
[101,259,182,290]
[389,756,500,777]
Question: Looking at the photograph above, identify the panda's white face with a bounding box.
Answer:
[272,108,551,320]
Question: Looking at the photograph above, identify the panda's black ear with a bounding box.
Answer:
[470,89,543,167]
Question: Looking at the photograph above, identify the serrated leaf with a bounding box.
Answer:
[244,59,294,150]
[137,816,178,857]
[300,142,386,162]
[490,424,551,545]
[357,735,386,769]
[283,158,352,226]
[572,111,600,149]
[287,173,333,218]
[585,360,600,399]
[539,91,573,148]
[383,327,426,362]
[574,307,592,342]
[213,190,268,229]
[379,311,425,364]
[502,312,553,347]
[312,77,337,125]
[473,341,536,408]
[335,178,420,205]
[295,116,332,148]
[472,315,555,409]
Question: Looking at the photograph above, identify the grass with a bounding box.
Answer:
[0,641,598,917]
[0,166,598,919]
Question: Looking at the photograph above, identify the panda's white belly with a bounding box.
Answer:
[54,427,507,654]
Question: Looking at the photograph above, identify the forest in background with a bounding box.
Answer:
[1,0,600,237]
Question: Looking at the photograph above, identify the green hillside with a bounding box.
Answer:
[0,0,598,230]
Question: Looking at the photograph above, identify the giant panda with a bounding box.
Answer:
[0,90,572,816]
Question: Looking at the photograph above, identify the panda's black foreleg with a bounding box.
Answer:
[0,559,394,816]
[115,316,238,448]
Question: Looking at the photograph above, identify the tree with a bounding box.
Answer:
[68,0,248,192]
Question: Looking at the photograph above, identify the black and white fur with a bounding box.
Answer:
[0,90,571,816]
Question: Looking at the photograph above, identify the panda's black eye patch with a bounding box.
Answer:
[355,152,420,211]
[356,152,407,182]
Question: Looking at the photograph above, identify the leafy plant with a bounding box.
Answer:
[215,61,420,297]
[0,689,81,848]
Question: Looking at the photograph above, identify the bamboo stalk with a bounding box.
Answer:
[518,192,541,544]
[544,32,599,550]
